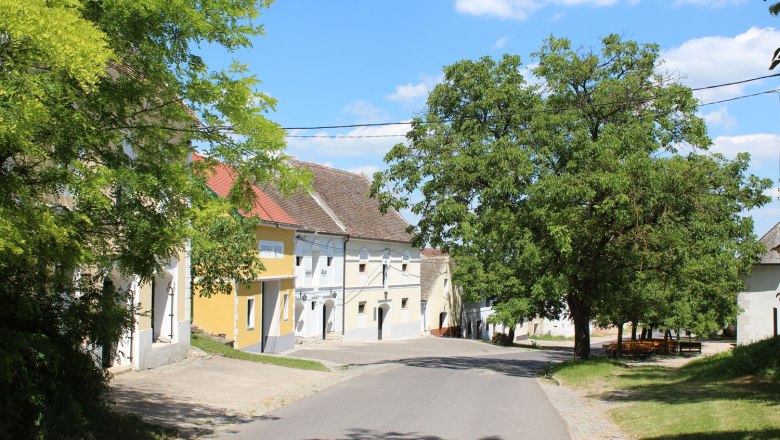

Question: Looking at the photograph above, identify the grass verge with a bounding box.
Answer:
[551,338,780,440]
[529,334,575,341]
[191,331,329,371]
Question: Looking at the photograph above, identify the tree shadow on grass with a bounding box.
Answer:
[110,387,274,438]
[641,428,780,440]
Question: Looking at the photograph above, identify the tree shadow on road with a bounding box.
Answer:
[110,387,276,438]
[641,428,780,440]
[301,427,505,440]
[345,351,572,379]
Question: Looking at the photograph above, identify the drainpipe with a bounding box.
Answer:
[342,235,350,336]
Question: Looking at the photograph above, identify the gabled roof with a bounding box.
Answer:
[759,221,780,264]
[291,160,413,243]
[421,249,450,301]
[193,154,297,226]
[259,182,346,236]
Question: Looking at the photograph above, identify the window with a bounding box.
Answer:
[402,263,408,272]
[296,256,303,266]
[359,263,366,273]
[402,298,408,309]
[382,263,388,285]
[311,300,316,311]
[358,302,366,314]
[283,293,289,321]
[402,251,410,273]
[327,256,333,266]
[444,278,448,288]
[247,297,256,330]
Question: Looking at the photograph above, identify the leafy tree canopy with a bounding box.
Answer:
[0,0,302,436]
[373,34,769,359]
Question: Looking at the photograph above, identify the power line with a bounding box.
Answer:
[282,73,779,132]
[284,87,780,139]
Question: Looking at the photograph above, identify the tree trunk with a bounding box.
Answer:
[508,322,516,344]
[631,320,638,341]
[568,295,592,359]
[616,322,624,358]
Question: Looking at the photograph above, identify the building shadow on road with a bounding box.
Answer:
[110,387,275,438]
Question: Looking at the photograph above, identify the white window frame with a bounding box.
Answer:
[283,293,290,321]
[247,297,256,330]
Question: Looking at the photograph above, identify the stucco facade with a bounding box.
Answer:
[110,247,192,370]
[343,240,421,341]
[194,225,297,353]
[293,233,345,341]
[738,264,780,345]
[420,250,461,337]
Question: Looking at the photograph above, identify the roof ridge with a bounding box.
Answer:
[291,159,365,178]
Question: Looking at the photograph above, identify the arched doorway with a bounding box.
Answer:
[322,299,335,339]
[378,304,390,340]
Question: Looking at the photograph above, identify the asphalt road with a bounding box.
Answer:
[217,343,571,440]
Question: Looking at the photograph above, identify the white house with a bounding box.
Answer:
[738,222,780,345]
[287,161,422,342]
[420,249,461,336]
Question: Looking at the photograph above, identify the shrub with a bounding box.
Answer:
[492,332,513,346]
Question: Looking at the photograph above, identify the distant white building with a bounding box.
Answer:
[738,222,780,345]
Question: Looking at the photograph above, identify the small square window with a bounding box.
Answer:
[402,263,408,272]
[402,298,408,309]
[358,302,366,314]
[327,256,333,266]
[359,263,366,273]
[296,256,303,266]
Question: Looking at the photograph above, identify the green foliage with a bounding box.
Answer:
[769,1,780,16]
[191,332,329,371]
[0,0,303,437]
[373,35,770,360]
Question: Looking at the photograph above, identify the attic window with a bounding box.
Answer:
[327,256,333,266]
[402,263,408,272]
[296,256,303,267]
[359,263,366,273]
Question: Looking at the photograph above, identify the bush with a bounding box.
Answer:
[492,332,514,346]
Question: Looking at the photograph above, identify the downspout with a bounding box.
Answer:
[342,235,350,336]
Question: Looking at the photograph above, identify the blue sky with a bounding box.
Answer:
[204,0,780,236]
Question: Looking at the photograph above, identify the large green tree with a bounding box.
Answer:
[373,35,769,359]
[0,0,302,437]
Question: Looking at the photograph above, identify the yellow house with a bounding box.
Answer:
[192,156,298,353]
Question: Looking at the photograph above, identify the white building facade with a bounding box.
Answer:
[738,222,780,345]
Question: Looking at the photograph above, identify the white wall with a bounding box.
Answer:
[294,233,345,339]
[738,265,780,344]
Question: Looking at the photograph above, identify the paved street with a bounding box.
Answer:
[216,340,572,440]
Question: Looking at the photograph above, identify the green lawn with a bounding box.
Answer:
[191,331,329,371]
[529,334,575,341]
[551,338,780,440]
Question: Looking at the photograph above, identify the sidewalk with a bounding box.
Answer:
[110,351,360,438]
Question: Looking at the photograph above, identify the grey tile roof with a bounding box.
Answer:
[258,183,346,236]
[291,160,414,243]
[421,251,450,301]
[759,221,780,264]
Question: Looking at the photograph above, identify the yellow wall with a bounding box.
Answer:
[236,281,261,349]
[280,279,295,336]
[255,225,295,277]
[193,284,234,340]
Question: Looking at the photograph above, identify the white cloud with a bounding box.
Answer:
[348,165,382,178]
[710,134,780,162]
[455,0,542,20]
[494,37,508,49]
[660,27,780,102]
[454,0,617,20]
[285,120,411,158]
[549,12,564,21]
[701,106,736,129]
[386,83,429,102]
[342,100,390,124]
[674,0,747,7]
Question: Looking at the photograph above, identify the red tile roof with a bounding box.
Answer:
[193,154,297,225]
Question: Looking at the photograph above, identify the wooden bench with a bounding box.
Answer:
[678,341,702,353]
[602,339,679,357]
